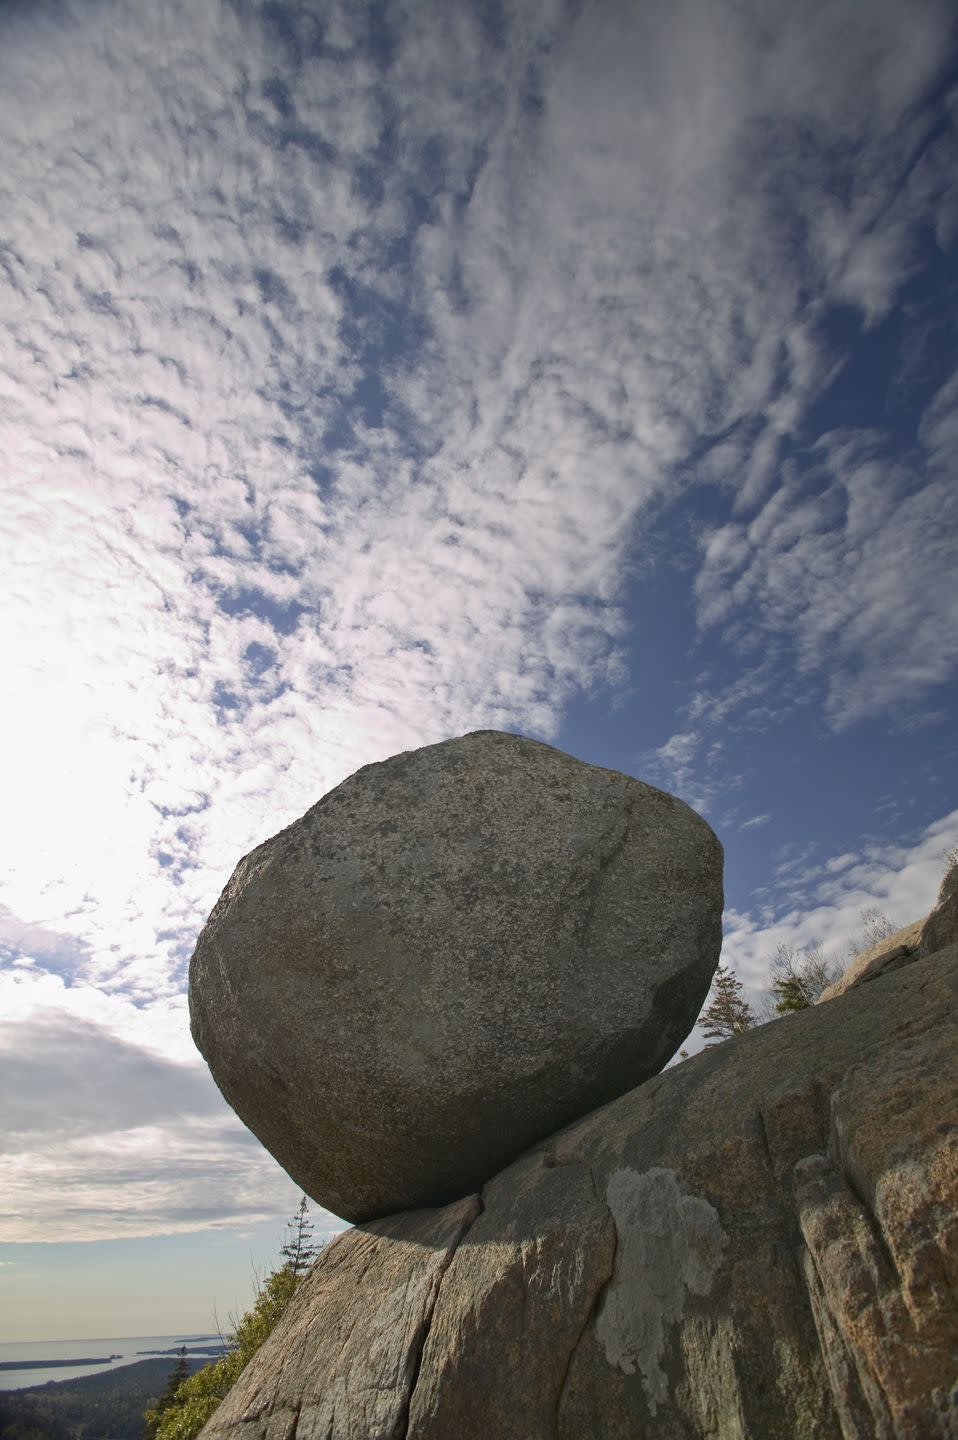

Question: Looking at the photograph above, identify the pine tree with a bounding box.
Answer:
[143,1347,190,1440]
[700,963,756,1044]
[771,970,810,1013]
[280,1195,319,1277]
[169,1347,190,1391]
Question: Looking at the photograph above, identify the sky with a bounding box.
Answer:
[1,0,957,1341]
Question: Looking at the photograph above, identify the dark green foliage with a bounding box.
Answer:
[764,915,903,1019]
[765,941,842,1013]
[140,1198,322,1440]
[772,970,811,1013]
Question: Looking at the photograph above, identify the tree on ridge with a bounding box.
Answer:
[846,907,898,958]
[700,963,757,1044]
[143,1347,190,1440]
[281,1195,319,1277]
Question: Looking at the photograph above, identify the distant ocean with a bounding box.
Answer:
[0,1334,224,1392]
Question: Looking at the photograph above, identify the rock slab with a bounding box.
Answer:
[199,941,958,1440]
[189,730,723,1221]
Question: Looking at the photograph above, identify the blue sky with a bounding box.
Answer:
[1,0,957,1339]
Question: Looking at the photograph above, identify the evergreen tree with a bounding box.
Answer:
[168,1348,190,1391]
[771,970,810,1013]
[700,963,756,1044]
[143,1348,190,1440]
[280,1195,319,1277]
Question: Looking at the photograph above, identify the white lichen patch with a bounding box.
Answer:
[595,1166,727,1413]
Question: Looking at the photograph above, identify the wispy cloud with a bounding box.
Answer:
[740,814,771,831]
[642,730,716,816]
[641,726,746,818]
[695,406,958,729]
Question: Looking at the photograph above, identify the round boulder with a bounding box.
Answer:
[189,730,723,1221]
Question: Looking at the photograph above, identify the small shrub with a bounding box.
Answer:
[765,941,842,1013]
[845,907,898,959]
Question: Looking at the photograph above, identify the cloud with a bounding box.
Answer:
[0,0,648,1015]
[644,730,711,814]
[0,978,327,1242]
[0,1116,309,1245]
[0,967,195,1064]
[3,0,954,979]
[0,1016,223,1147]
[641,727,746,819]
[694,412,958,728]
[824,852,858,874]
[740,814,771,831]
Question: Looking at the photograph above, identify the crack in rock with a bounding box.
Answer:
[398,1191,484,1440]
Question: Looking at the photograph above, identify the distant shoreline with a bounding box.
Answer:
[0,1354,207,1401]
[0,1358,111,1371]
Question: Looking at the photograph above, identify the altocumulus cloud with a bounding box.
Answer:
[0,0,956,1237]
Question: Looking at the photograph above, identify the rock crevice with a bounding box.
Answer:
[396,1192,484,1440]
[553,1161,618,1427]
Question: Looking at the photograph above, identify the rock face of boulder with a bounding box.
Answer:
[189,730,723,1222]
[199,941,958,1440]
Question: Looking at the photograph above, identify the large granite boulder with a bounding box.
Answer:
[198,940,958,1440]
[189,730,723,1221]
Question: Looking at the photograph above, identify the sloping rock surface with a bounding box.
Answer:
[920,859,958,959]
[819,859,958,1003]
[200,942,958,1440]
[190,730,723,1221]
[817,918,924,1002]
